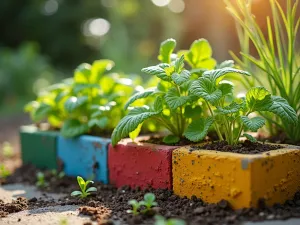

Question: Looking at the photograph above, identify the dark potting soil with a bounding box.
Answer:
[190,140,282,154]
[143,137,194,146]
[3,165,300,225]
[0,197,28,217]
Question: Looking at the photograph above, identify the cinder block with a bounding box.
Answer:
[58,135,110,184]
[172,144,300,209]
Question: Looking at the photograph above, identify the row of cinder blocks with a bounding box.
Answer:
[20,126,300,209]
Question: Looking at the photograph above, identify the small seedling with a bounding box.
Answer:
[140,193,158,213]
[127,200,141,216]
[36,172,48,188]
[71,176,97,198]
[2,142,14,158]
[51,169,65,179]
[154,215,186,225]
[0,164,11,179]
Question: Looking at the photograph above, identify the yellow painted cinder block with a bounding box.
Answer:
[172,144,300,209]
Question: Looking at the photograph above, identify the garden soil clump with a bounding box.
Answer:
[3,165,300,225]
[0,197,28,217]
[190,140,282,154]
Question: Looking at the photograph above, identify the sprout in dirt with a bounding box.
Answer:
[36,172,48,188]
[71,176,97,198]
[0,164,11,179]
[154,215,186,225]
[127,199,141,215]
[140,193,158,213]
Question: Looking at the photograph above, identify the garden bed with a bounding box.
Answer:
[2,164,300,225]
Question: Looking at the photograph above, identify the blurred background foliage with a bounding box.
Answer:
[0,0,299,116]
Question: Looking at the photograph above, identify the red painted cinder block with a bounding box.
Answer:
[108,138,179,190]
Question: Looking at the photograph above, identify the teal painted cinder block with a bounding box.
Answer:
[20,125,58,169]
[57,135,110,184]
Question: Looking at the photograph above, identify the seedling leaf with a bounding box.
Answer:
[241,116,266,132]
[184,117,214,142]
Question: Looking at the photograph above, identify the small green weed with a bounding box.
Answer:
[154,215,186,225]
[36,172,48,188]
[2,142,14,158]
[71,176,97,198]
[127,193,158,215]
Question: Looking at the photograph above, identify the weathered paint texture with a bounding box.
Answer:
[58,135,110,184]
[108,139,179,189]
[20,126,58,169]
[172,145,300,209]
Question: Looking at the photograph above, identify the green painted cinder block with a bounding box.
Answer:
[20,125,58,169]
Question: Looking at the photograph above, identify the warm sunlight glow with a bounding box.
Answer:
[151,0,170,7]
[168,0,185,13]
[83,18,110,37]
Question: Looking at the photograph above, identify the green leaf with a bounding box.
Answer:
[64,96,88,113]
[33,103,52,121]
[190,78,222,105]
[141,66,170,81]
[184,105,202,118]
[77,176,86,191]
[71,191,82,196]
[171,70,191,86]
[267,96,298,125]
[124,87,157,109]
[158,38,176,63]
[174,55,184,72]
[88,117,108,129]
[241,116,266,132]
[90,59,114,83]
[163,135,180,144]
[242,133,257,143]
[190,68,208,76]
[111,106,162,146]
[203,68,250,84]
[185,39,216,69]
[216,102,242,114]
[184,117,214,142]
[246,87,273,112]
[73,83,100,94]
[144,193,156,202]
[218,82,234,96]
[154,96,164,111]
[217,60,234,69]
[61,119,89,138]
[129,123,143,141]
[86,187,97,193]
[74,63,91,83]
[165,87,191,110]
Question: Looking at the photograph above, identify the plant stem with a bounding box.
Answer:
[205,101,224,141]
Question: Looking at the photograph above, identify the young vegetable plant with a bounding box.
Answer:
[154,215,186,225]
[112,38,217,146]
[36,172,48,188]
[51,169,65,179]
[140,193,158,213]
[127,193,158,215]
[225,0,300,143]
[25,59,137,138]
[186,68,298,145]
[71,176,97,198]
[127,200,141,216]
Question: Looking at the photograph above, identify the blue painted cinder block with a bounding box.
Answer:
[57,135,111,184]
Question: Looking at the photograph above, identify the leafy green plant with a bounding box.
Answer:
[112,39,217,146]
[127,200,141,216]
[71,176,97,198]
[140,193,158,213]
[25,59,137,138]
[187,68,298,145]
[154,215,186,225]
[0,164,11,179]
[36,172,48,188]
[225,0,300,143]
